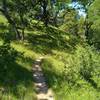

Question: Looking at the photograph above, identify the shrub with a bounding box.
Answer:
[61,44,100,88]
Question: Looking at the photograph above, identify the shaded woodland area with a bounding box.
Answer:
[0,0,100,100]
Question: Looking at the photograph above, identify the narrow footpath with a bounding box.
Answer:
[32,57,54,100]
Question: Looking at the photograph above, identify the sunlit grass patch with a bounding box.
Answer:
[0,40,38,100]
[41,45,100,100]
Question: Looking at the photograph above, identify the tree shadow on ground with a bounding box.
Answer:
[27,26,78,54]
[0,62,33,93]
[0,43,35,99]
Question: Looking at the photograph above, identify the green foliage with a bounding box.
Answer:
[0,42,17,66]
[78,0,94,7]
[0,0,99,99]
[59,9,78,35]
[0,40,37,99]
[77,17,85,39]
[87,0,100,49]
[42,44,100,99]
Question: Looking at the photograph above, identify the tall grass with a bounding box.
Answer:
[0,40,37,100]
[42,44,100,100]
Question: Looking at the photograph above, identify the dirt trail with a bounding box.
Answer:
[33,57,54,100]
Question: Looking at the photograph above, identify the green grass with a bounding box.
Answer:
[0,40,38,100]
[0,14,100,100]
[0,16,50,99]
[41,45,100,100]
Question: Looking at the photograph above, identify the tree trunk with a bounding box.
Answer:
[21,28,25,41]
[1,0,21,40]
[41,0,49,26]
[19,13,25,40]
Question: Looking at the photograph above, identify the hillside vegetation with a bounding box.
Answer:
[0,0,100,100]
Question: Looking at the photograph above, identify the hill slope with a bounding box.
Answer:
[0,15,100,100]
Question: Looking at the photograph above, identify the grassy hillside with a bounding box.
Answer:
[41,45,100,100]
[0,14,100,100]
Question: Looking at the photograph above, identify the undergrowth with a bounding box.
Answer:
[42,44,100,100]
